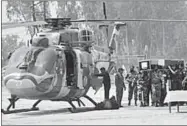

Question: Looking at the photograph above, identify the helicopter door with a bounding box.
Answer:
[65,50,78,88]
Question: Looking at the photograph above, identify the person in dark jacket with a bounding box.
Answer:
[94,67,111,100]
[115,68,126,107]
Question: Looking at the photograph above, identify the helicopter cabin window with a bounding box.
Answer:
[64,50,77,87]
[79,30,93,41]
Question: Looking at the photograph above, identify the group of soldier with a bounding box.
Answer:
[125,65,167,107]
[96,63,187,108]
[119,64,187,107]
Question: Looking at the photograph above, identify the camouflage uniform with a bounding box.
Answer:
[151,71,162,107]
[137,76,148,107]
[126,71,138,106]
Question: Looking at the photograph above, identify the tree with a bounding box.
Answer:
[2,35,24,66]
[5,0,187,61]
[6,0,51,36]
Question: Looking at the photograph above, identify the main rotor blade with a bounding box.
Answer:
[2,21,48,29]
[3,18,187,30]
[70,19,187,23]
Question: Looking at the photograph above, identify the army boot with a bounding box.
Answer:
[140,101,143,107]
[135,100,137,106]
[151,102,154,106]
[155,102,159,107]
[128,100,131,106]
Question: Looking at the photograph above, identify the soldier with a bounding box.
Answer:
[183,64,187,88]
[168,65,182,106]
[182,76,187,90]
[184,64,187,76]
[137,72,145,106]
[160,70,167,106]
[168,65,181,90]
[94,67,111,100]
[178,64,185,89]
[115,68,126,107]
[182,64,187,90]
[151,68,162,107]
[146,71,152,106]
[143,71,149,106]
[126,66,138,106]
[137,71,149,107]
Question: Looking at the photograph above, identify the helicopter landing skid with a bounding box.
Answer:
[67,108,77,113]
[1,107,39,114]
[2,98,42,114]
[67,100,78,113]
[67,96,97,113]
[84,95,97,106]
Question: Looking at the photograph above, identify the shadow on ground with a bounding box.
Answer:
[178,111,187,113]
[19,107,97,116]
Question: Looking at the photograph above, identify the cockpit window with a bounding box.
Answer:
[8,47,29,67]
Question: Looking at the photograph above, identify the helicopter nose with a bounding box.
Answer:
[4,75,41,98]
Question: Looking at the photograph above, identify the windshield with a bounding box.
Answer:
[8,46,29,67]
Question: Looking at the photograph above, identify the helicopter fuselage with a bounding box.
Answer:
[4,45,95,101]
[3,24,115,103]
[1,18,127,114]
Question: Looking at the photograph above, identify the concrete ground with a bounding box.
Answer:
[2,85,187,125]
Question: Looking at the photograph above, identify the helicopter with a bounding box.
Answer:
[2,18,127,114]
[2,17,187,114]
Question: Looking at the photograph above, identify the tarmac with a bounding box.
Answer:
[2,85,187,125]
